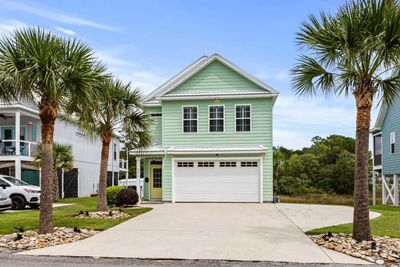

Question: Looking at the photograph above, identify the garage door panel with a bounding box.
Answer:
[174,159,260,202]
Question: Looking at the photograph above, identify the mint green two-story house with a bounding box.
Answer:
[131,54,278,203]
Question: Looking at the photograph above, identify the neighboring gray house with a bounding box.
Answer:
[371,97,400,206]
[0,101,127,198]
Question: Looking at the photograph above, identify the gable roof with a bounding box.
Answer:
[144,54,278,105]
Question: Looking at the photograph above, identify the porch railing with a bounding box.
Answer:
[119,159,128,170]
[0,140,40,157]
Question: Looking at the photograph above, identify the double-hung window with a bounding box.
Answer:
[209,106,224,132]
[390,132,396,154]
[183,106,198,133]
[236,105,251,132]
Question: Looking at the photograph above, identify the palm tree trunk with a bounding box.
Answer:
[53,168,59,201]
[97,128,112,211]
[38,99,57,234]
[352,89,373,241]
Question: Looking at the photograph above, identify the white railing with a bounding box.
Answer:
[119,159,128,170]
[0,140,40,157]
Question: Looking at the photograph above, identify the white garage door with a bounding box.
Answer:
[174,159,260,202]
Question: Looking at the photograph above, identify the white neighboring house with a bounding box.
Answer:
[0,100,128,198]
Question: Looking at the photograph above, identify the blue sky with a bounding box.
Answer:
[0,0,380,149]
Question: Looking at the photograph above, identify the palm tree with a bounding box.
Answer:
[292,0,400,241]
[0,28,105,233]
[69,78,151,211]
[35,143,74,201]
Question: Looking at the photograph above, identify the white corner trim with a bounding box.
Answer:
[171,158,176,203]
[259,156,263,203]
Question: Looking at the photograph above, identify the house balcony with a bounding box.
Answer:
[0,140,39,158]
[0,108,41,161]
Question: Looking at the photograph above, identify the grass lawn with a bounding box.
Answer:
[280,193,382,206]
[306,205,400,238]
[281,194,400,238]
[0,197,152,235]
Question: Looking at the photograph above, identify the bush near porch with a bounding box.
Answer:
[0,197,151,235]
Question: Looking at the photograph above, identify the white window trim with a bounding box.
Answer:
[182,105,199,134]
[208,105,225,133]
[390,131,396,155]
[234,104,252,133]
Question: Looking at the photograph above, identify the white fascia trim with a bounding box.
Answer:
[166,150,266,155]
[160,93,277,101]
[143,101,161,107]
[0,104,39,116]
[373,102,388,131]
[129,151,166,156]
[144,56,209,102]
[154,54,279,100]
[211,54,279,94]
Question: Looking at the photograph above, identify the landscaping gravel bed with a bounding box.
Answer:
[310,233,400,266]
[0,227,98,251]
[75,210,129,219]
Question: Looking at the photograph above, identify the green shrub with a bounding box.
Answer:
[106,186,124,206]
[115,188,139,207]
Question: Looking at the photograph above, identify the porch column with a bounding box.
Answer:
[382,174,386,205]
[136,157,141,204]
[15,111,20,156]
[15,158,21,180]
[372,172,376,206]
[394,174,399,206]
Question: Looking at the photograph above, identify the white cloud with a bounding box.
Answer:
[256,69,289,81]
[274,129,313,149]
[54,26,75,36]
[274,95,355,128]
[2,1,116,31]
[273,95,381,149]
[95,47,167,94]
[0,20,27,34]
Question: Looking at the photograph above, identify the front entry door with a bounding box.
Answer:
[150,165,162,199]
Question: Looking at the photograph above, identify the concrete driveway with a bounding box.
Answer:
[21,203,380,264]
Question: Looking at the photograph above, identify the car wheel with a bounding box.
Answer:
[29,204,39,209]
[11,196,26,210]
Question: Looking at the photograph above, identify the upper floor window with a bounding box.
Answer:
[209,106,224,132]
[235,105,251,132]
[390,132,396,154]
[113,143,117,160]
[182,106,197,133]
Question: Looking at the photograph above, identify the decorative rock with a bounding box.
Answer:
[75,210,129,219]
[309,233,400,265]
[335,244,344,252]
[0,227,98,251]
[376,259,385,265]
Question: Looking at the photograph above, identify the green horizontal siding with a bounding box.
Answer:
[168,60,264,94]
[145,106,162,145]
[161,98,273,201]
[382,98,400,174]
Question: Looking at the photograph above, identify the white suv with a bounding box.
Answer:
[0,175,41,210]
[0,190,11,211]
